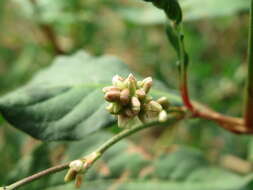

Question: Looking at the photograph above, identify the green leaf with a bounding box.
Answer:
[0,51,130,141]
[166,24,180,55]
[45,177,253,190]
[119,0,250,25]
[143,0,182,24]
[154,147,208,180]
[164,0,182,24]
[0,51,181,141]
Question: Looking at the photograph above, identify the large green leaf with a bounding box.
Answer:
[0,51,127,141]
[119,0,250,25]
[0,51,181,141]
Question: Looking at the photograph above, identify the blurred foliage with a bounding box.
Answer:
[0,0,253,189]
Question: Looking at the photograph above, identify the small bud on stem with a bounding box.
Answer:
[159,110,168,122]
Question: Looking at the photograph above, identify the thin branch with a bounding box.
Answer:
[244,0,253,129]
[39,24,65,55]
[29,0,65,55]
[171,24,196,114]
[167,19,246,133]
[192,102,247,134]
[4,163,69,190]
[2,115,184,190]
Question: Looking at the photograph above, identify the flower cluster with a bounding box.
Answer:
[103,74,170,128]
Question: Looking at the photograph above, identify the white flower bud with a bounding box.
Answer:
[146,100,163,112]
[112,75,125,89]
[158,110,168,122]
[106,103,122,114]
[157,97,170,109]
[69,160,83,172]
[131,96,141,114]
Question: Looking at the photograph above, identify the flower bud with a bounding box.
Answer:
[69,160,83,172]
[131,96,141,114]
[106,103,122,114]
[120,88,130,105]
[102,86,120,93]
[136,89,146,100]
[137,81,144,88]
[144,95,153,103]
[142,77,153,93]
[125,73,137,96]
[104,90,121,102]
[146,100,163,112]
[157,97,170,109]
[64,168,77,182]
[158,110,168,122]
[112,75,125,89]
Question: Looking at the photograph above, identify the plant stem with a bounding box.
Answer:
[244,0,253,128]
[2,116,183,190]
[175,25,195,113]
[29,0,65,55]
[4,163,69,190]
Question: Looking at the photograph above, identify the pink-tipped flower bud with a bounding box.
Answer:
[142,77,153,93]
[136,89,146,100]
[102,86,120,93]
[120,88,130,105]
[104,90,121,102]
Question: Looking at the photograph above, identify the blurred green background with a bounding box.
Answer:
[1,0,253,189]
